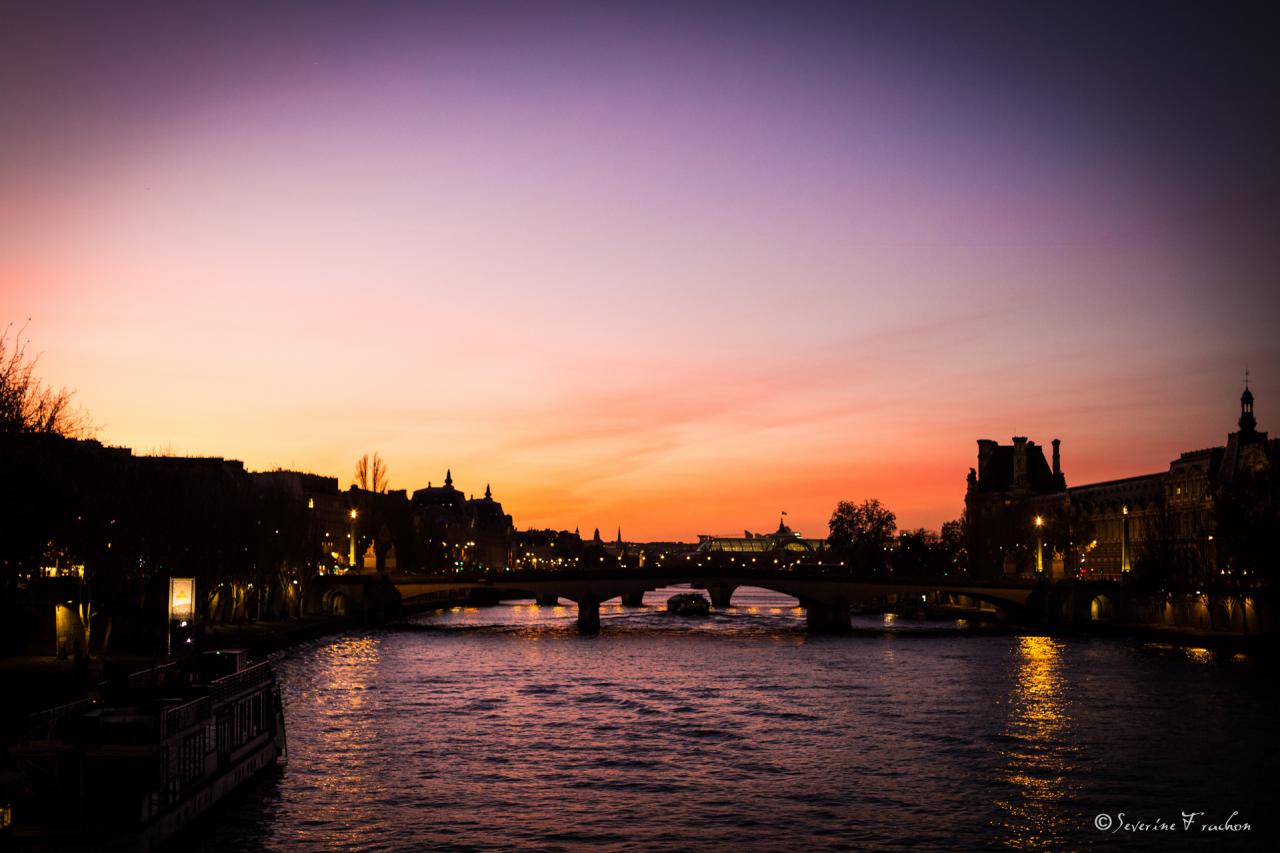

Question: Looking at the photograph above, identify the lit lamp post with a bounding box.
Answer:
[167,577,195,658]
[1121,505,1130,574]
[1034,515,1044,575]
[348,508,358,569]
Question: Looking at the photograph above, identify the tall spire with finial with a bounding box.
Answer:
[445,469,453,488]
[1239,369,1256,434]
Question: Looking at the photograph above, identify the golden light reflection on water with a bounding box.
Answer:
[1183,647,1213,664]
[320,635,381,696]
[1141,643,1224,664]
[994,636,1075,849]
[310,636,386,847]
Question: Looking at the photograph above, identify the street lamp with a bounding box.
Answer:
[1121,505,1130,574]
[1034,515,1044,575]
[348,508,358,568]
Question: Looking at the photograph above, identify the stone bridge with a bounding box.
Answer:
[310,568,1071,633]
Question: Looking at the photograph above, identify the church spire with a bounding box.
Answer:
[1239,370,1256,434]
[484,483,492,500]
[445,469,453,488]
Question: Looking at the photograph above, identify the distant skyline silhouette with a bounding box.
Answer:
[3,1,1277,539]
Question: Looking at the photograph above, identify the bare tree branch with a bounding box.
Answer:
[354,451,389,493]
[0,320,94,437]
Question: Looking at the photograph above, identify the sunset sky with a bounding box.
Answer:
[3,2,1278,540]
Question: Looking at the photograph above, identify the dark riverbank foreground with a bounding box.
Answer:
[2,649,289,849]
[0,616,344,747]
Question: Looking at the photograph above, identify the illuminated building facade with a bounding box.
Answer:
[966,383,1277,580]
[696,517,827,564]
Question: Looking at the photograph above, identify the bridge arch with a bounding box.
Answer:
[322,589,348,617]
[387,570,1041,634]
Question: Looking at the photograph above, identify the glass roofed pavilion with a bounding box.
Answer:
[696,517,827,555]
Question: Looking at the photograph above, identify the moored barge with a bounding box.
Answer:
[2,650,286,851]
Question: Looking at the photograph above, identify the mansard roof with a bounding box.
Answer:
[975,442,1059,493]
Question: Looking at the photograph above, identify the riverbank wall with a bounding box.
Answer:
[1023,584,1275,636]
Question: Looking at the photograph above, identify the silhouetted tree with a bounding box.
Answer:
[1,434,111,651]
[0,322,92,437]
[893,528,946,577]
[251,486,313,619]
[1045,504,1095,580]
[355,452,389,493]
[940,517,968,576]
[1215,464,1279,588]
[1134,504,1183,590]
[828,499,897,574]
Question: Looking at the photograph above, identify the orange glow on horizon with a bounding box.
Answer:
[3,4,1274,541]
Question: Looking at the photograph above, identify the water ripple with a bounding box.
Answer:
[187,587,1277,851]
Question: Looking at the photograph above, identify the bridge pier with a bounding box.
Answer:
[620,591,646,607]
[576,595,600,635]
[804,599,851,633]
[706,582,737,609]
[535,593,559,607]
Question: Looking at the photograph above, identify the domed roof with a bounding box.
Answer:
[1242,386,1254,404]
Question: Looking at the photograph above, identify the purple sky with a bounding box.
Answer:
[3,1,1278,539]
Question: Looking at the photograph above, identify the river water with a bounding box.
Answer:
[190,587,1277,851]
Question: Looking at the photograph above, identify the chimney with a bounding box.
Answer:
[1012,436,1028,489]
[1051,438,1061,478]
[977,439,998,481]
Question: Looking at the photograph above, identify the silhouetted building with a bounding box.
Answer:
[345,485,414,573]
[467,483,515,570]
[512,528,585,570]
[411,471,513,570]
[966,381,1278,580]
[964,436,1069,577]
[601,528,639,565]
[251,469,348,572]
